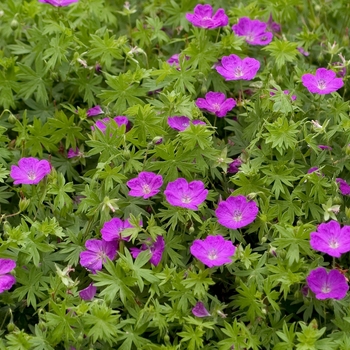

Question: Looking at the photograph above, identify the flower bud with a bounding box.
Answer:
[189,226,195,233]
[7,322,15,332]
[0,10,4,18]
[10,19,18,30]
[8,113,17,124]
[152,136,163,145]
[19,197,30,212]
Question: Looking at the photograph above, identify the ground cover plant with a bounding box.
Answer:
[1,0,350,348]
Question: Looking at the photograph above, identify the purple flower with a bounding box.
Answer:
[67,147,83,159]
[307,167,319,174]
[79,239,118,273]
[306,267,349,300]
[270,89,297,101]
[215,54,260,81]
[0,259,16,294]
[79,283,97,301]
[167,54,189,69]
[297,47,310,56]
[185,4,228,29]
[228,158,242,174]
[127,171,163,199]
[87,105,103,117]
[318,145,332,151]
[310,220,350,258]
[92,116,130,133]
[190,235,236,268]
[302,68,344,95]
[336,178,350,196]
[195,92,236,117]
[130,236,165,266]
[38,0,78,6]
[167,116,205,131]
[10,157,51,185]
[192,302,211,317]
[215,195,259,230]
[101,218,134,242]
[164,178,208,210]
[266,14,281,33]
[232,17,273,45]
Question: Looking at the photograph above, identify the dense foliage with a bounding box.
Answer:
[1,0,350,349]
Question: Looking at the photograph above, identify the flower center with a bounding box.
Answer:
[142,184,151,194]
[321,284,331,293]
[233,210,242,222]
[329,238,339,249]
[234,67,244,77]
[212,103,221,112]
[182,122,189,128]
[181,195,192,204]
[208,249,218,260]
[246,34,255,42]
[27,171,36,180]
[317,79,327,90]
[97,250,107,262]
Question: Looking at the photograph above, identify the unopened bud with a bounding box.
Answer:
[189,226,195,233]
[19,197,30,212]
[10,19,18,30]
[0,10,4,18]
[8,113,17,124]
[152,136,163,145]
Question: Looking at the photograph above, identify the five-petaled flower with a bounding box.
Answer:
[127,171,163,199]
[38,0,79,7]
[228,158,242,174]
[101,218,135,242]
[190,235,236,268]
[79,283,97,301]
[336,178,350,196]
[10,157,51,185]
[195,92,236,117]
[192,302,211,317]
[301,68,344,95]
[164,178,208,210]
[0,259,16,294]
[232,17,273,45]
[310,220,350,258]
[130,236,165,266]
[186,4,228,29]
[79,239,118,273]
[306,267,349,300]
[215,54,260,81]
[215,195,259,229]
[168,116,206,132]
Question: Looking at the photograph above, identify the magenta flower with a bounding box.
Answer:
[101,218,134,242]
[185,4,228,29]
[92,116,130,133]
[0,259,16,294]
[318,145,332,151]
[167,116,206,131]
[232,17,273,45]
[336,178,350,196]
[86,105,103,117]
[297,47,310,57]
[195,92,236,117]
[38,0,78,6]
[302,68,344,95]
[228,158,242,174]
[190,235,236,268]
[127,171,163,199]
[215,195,259,230]
[67,147,83,159]
[215,54,260,81]
[79,283,97,301]
[130,236,165,266]
[306,267,349,300]
[164,178,208,210]
[307,167,319,174]
[192,302,211,317]
[310,220,350,258]
[10,157,51,185]
[79,239,118,273]
[167,54,190,69]
[266,14,281,33]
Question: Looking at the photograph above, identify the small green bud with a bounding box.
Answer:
[7,322,15,332]
[10,19,18,30]
[19,197,30,212]
[0,10,5,18]
[345,207,350,219]
[189,226,195,233]
[8,113,17,124]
